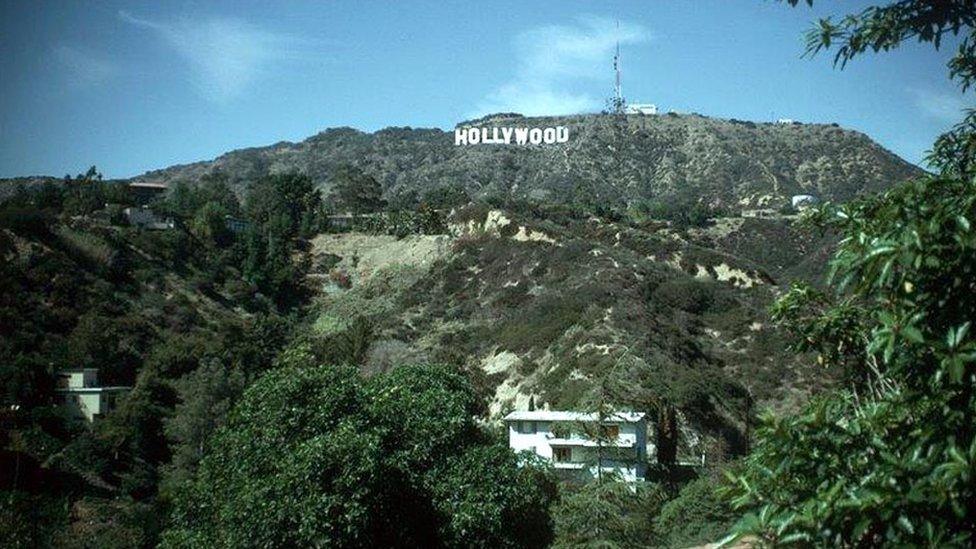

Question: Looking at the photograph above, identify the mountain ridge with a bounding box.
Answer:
[121,112,923,208]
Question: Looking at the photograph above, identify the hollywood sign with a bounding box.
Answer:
[455,126,569,146]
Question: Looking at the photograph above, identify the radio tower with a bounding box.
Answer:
[612,20,625,114]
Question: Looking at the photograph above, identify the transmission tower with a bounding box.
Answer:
[611,20,625,114]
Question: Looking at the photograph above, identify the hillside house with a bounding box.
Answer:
[128,181,168,205]
[504,410,649,482]
[123,206,174,230]
[55,369,130,422]
[224,215,250,234]
[327,214,356,231]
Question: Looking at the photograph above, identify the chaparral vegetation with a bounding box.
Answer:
[1,1,973,547]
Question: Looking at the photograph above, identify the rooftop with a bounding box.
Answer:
[504,410,645,423]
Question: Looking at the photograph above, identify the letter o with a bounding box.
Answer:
[543,128,556,143]
[529,128,542,144]
[468,128,480,144]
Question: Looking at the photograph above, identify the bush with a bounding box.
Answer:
[652,279,717,314]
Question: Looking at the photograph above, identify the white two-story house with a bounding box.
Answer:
[55,368,130,422]
[504,410,649,482]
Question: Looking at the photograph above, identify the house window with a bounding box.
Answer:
[553,447,571,462]
[601,425,620,439]
[518,421,536,434]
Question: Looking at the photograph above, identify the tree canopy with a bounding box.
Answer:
[330,164,386,214]
[161,363,556,548]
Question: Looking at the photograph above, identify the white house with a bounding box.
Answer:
[625,103,658,115]
[55,369,130,422]
[504,410,649,482]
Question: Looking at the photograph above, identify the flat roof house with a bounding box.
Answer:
[55,369,130,422]
[128,181,168,205]
[504,410,649,482]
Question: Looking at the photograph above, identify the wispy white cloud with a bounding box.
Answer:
[471,16,650,118]
[908,87,973,124]
[119,10,315,102]
[52,45,116,88]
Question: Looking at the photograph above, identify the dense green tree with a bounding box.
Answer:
[162,364,556,548]
[553,480,662,548]
[236,172,324,306]
[727,2,976,545]
[189,201,233,248]
[157,174,241,221]
[161,359,246,493]
[245,172,324,238]
[429,446,556,548]
[98,369,174,497]
[330,164,386,214]
[422,183,470,209]
[654,475,735,548]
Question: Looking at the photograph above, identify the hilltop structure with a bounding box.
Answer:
[625,103,658,115]
[504,410,650,482]
[612,21,656,116]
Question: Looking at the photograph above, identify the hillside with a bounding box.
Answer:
[128,113,923,209]
[0,113,927,546]
[307,203,840,463]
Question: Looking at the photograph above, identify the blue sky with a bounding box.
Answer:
[1,0,971,178]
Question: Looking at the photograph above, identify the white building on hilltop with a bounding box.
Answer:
[55,369,130,422]
[504,410,649,482]
[625,103,658,115]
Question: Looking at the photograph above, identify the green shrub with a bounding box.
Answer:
[494,293,588,351]
[655,476,735,547]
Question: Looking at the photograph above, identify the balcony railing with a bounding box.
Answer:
[546,436,636,448]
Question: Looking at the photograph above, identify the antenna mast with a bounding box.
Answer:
[613,20,624,113]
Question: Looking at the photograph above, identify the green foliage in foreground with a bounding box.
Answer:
[727,177,976,545]
[553,480,664,548]
[725,3,976,546]
[161,364,556,548]
[655,475,736,548]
